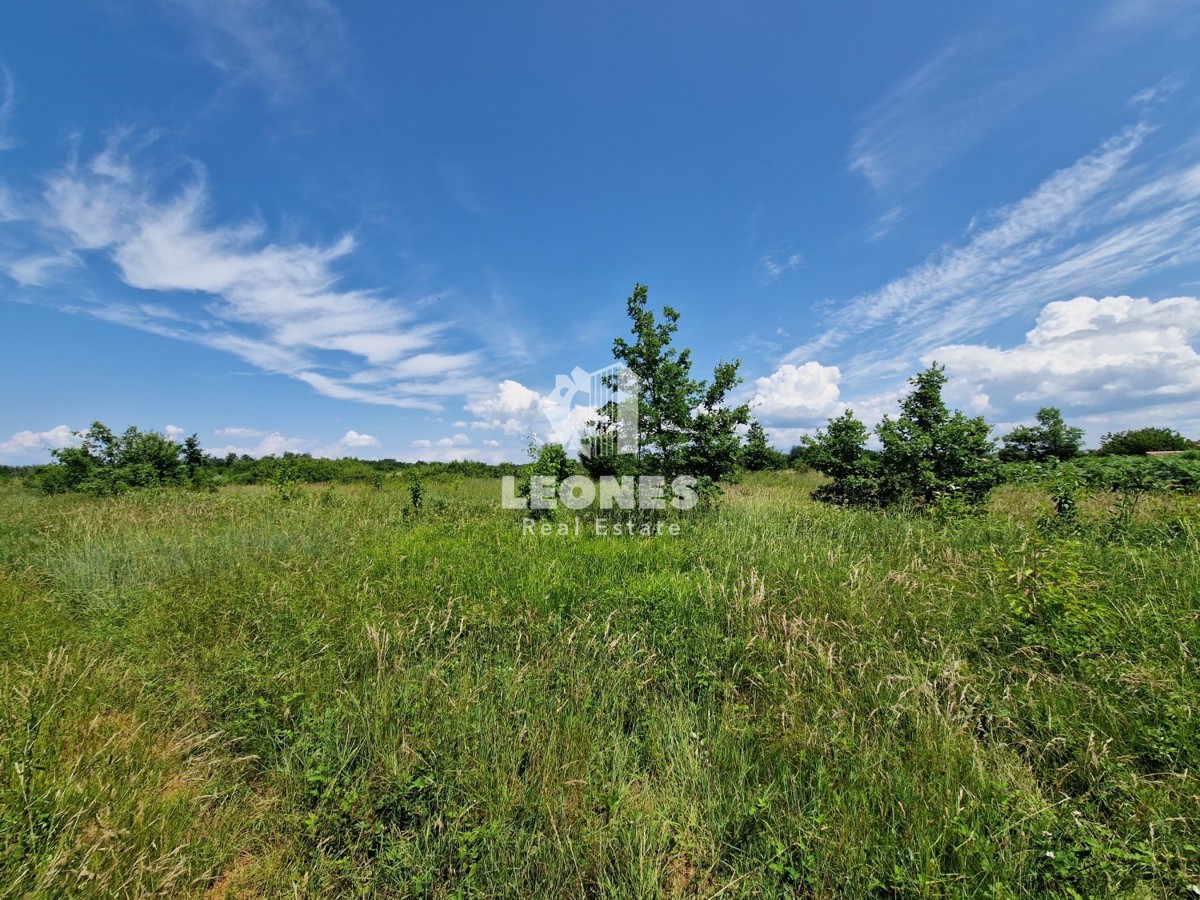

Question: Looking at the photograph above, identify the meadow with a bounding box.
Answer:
[0,472,1197,897]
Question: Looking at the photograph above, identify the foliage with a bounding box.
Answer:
[1098,426,1196,456]
[408,474,424,511]
[39,421,185,494]
[2,474,1197,895]
[802,410,879,506]
[583,284,750,483]
[999,454,1200,494]
[519,442,573,519]
[741,421,785,472]
[999,406,1084,462]
[805,365,998,508]
[875,364,996,505]
[785,444,811,471]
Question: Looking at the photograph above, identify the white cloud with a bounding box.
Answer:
[1128,75,1186,108]
[932,295,1200,441]
[168,0,347,101]
[164,424,185,440]
[412,434,470,449]
[465,379,545,434]
[0,66,15,152]
[337,430,380,449]
[215,426,265,438]
[23,138,486,410]
[0,425,78,462]
[210,431,312,458]
[849,39,1035,192]
[750,362,843,427]
[792,123,1200,371]
[757,248,806,285]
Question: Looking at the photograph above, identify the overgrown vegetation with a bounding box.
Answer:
[1097,426,1197,456]
[802,363,998,508]
[1,472,1196,896]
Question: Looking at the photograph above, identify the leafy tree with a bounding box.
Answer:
[742,421,785,471]
[42,421,188,494]
[801,410,878,505]
[805,365,997,508]
[1097,427,1194,456]
[999,407,1084,462]
[521,442,573,519]
[183,434,204,478]
[875,364,996,505]
[786,444,810,470]
[686,360,749,481]
[584,284,750,483]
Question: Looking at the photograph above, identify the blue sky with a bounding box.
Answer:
[3,0,1200,463]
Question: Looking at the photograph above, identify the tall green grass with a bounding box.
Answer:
[0,473,1196,896]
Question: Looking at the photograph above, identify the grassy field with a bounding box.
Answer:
[0,473,1197,897]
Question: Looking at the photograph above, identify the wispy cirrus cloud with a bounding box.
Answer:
[6,136,487,409]
[849,38,1037,193]
[0,66,15,152]
[166,0,347,101]
[789,122,1200,372]
[757,246,806,285]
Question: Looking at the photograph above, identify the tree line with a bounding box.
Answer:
[16,283,1198,502]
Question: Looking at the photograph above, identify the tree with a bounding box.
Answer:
[999,407,1084,462]
[875,364,996,505]
[42,421,188,494]
[584,284,750,483]
[742,421,785,471]
[183,434,205,478]
[801,410,878,505]
[804,365,997,508]
[1097,427,1194,456]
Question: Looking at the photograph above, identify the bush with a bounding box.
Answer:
[1097,427,1195,456]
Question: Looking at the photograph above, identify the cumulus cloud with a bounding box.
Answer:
[465,379,544,434]
[337,430,380,449]
[932,295,1200,439]
[164,424,185,440]
[406,432,510,463]
[19,138,486,409]
[750,362,843,427]
[209,431,312,458]
[0,425,79,461]
[412,433,470,449]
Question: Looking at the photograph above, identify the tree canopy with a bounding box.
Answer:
[998,407,1084,462]
[583,284,750,485]
[803,364,997,507]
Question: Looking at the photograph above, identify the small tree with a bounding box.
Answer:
[183,434,205,479]
[999,407,1083,462]
[802,410,878,505]
[876,364,995,505]
[584,284,750,484]
[686,360,749,481]
[521,442,573,519]
[1097,427,1194,456]
[805,365,997,509]
[742,421,785,471]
